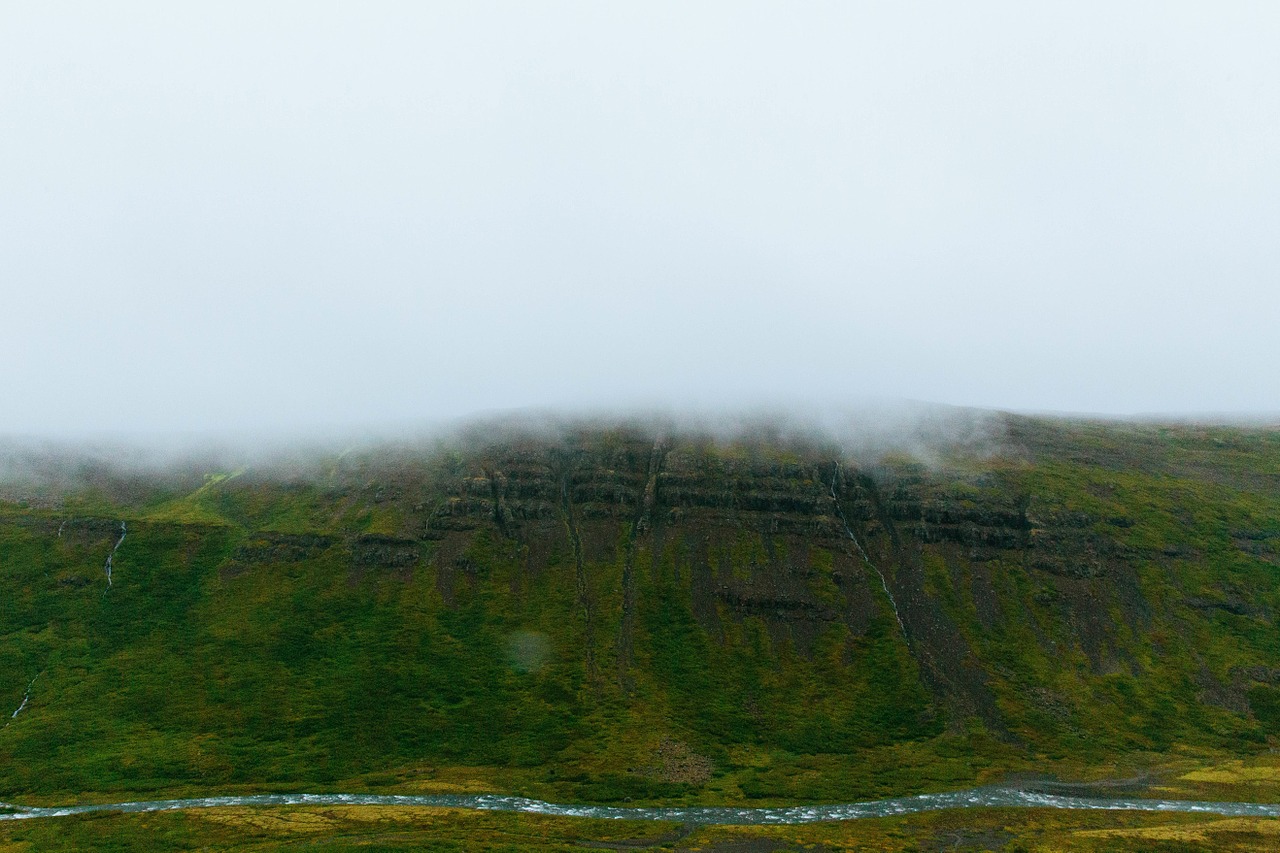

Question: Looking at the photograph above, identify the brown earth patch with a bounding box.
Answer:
[643,738,714,786]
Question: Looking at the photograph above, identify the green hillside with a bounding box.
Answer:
[2,413,1280,806]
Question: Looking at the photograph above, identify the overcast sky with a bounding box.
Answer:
[3,2,1278,435]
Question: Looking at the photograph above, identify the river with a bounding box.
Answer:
[3,787,1280,825]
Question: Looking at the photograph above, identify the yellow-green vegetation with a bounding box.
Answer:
[1,414,1280,824]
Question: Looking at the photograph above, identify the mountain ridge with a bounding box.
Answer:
[2,411,1279,807]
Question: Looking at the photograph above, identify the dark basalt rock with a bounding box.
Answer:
[230,532,336,564]
[54,517,127,546]
[351,534,421,569]
[1185,596,1258,617]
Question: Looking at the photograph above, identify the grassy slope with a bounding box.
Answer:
[0,415,1278,811]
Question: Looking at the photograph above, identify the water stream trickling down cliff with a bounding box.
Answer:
[3,675,38,729]
[103,521,125,590]
[828,463,908,642]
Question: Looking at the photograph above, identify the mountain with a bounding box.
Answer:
[2,411,1279,805]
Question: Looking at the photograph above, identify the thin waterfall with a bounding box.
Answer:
[103,521,126,589]
[4,675,39,729]
[827,462,908,643]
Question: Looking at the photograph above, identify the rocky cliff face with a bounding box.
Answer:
[340,417,1280,747]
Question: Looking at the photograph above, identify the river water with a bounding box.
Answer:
[3,787,1280,825]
